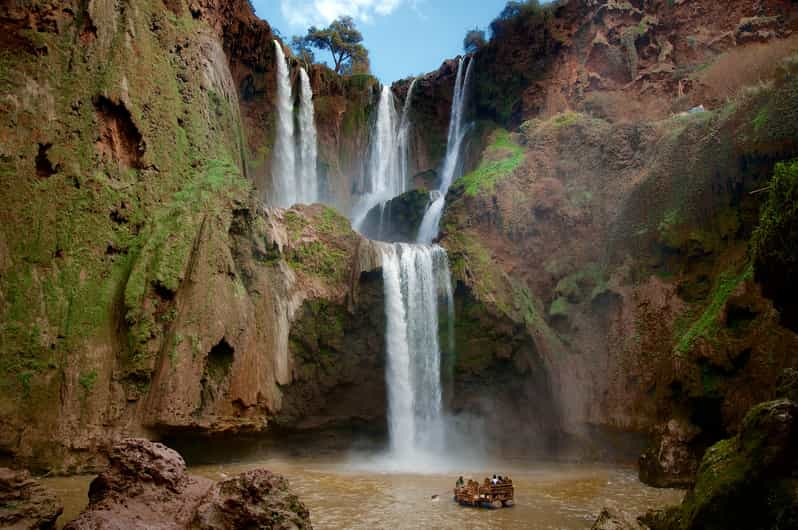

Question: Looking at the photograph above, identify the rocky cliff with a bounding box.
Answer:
[0,0,386,472]
[1,0,798,482]
[418,0,798,479]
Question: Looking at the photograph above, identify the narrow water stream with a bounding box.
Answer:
[43,456,682,529]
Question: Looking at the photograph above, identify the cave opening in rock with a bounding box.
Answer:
[35,143,55,178]
[206,338,234,384]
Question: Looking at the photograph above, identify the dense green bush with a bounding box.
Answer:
[751,158,798,330]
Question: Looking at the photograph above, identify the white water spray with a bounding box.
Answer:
[271,41,296,208]
[417,57,475,244]
[381,243,454,460]
[297,67,319,204]
[397,78,417,193]
[352,86,402,228]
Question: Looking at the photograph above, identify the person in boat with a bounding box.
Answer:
[456,476,464,488]
[491,474,499,485]
[497,475,504,484]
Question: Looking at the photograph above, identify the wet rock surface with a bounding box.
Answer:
[591,507,644,530]
[191,469,311,530]
[643,398,798,530]
[64,438,311,530]
[0,467,62,530]
[360,189,431,243]
[639,419,701,489]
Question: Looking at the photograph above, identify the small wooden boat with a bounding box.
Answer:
[454,477,514,509]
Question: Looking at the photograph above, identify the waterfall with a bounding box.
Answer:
[381,243,454,459]
[417,57,475,244]
[297,67,319,204]
[352,86,402,228]
[397,78,417,193]
[271,40,296,208]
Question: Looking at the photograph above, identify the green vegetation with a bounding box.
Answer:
[674,264,753,354]
[294,16,370,74]
[284,210,309,239]
[554,264,607,304]
[0,0,252,408]
[287,242,348,282]
[456,129,524,196]
[78,370,98,393]
[318,206,351,236]
[751,158,798,273]
[549,297,570,318]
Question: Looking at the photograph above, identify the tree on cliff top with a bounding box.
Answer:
[296,17,369,75]
[464,28,487,53]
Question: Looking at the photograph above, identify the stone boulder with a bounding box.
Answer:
[64,438,311,530]
[638,418,701,488]
[591,507,644,530]
[0,468,62,530]
[643,399,798,530]
[360,189,431,243]
[191,470,311,529]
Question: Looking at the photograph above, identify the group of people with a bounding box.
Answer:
[455,474,512,488]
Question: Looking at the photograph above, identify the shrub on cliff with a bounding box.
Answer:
[464,28,487,53]
[490,0,547,39]
[751,158,798,331]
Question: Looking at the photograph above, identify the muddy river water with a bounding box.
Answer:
[43,453,683,529]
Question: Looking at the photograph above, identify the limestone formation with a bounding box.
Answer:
[0,468,62,530]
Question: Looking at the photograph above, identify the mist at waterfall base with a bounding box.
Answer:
[347,243,493,474]
[348,60,496,473]
[267,47,518,473]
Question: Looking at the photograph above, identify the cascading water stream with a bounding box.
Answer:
[297,67,319,204]
[381,243,454,461]
[417,57,475,244]
[397,78,417,194]
[352,86,402,229]
[271,40,296,208]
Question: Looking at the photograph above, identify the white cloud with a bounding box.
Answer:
[280,0,405,28]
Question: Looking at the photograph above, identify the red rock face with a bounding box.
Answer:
[404,0,798,475]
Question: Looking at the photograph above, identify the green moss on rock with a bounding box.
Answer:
[456,129,524,197]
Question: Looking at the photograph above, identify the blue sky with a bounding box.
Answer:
[251,0,512,82]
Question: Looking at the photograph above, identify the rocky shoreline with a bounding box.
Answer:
[2,438,310,530]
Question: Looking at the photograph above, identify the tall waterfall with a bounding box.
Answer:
[352,86,401,228]
[297,67,319,204]
[381,243,453,459]
[397,78,417,194]
[271,40,296,208]
[417,57,475,244]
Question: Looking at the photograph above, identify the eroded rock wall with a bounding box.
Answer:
[0,0,387,472]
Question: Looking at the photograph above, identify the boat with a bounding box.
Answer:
[453,477,515,509]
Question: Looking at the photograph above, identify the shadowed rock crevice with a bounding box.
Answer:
[35,143,56,178]
[94,96,145,169]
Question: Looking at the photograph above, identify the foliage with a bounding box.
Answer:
[79,370,98,393]
[751,159,798,328]
[751,159,798,269]
[296,16,369,74]
[456,129,524,196]
[674,265,753,354]
[490,0,545,39]
[290,36,315,69]
[463,28,487,54]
